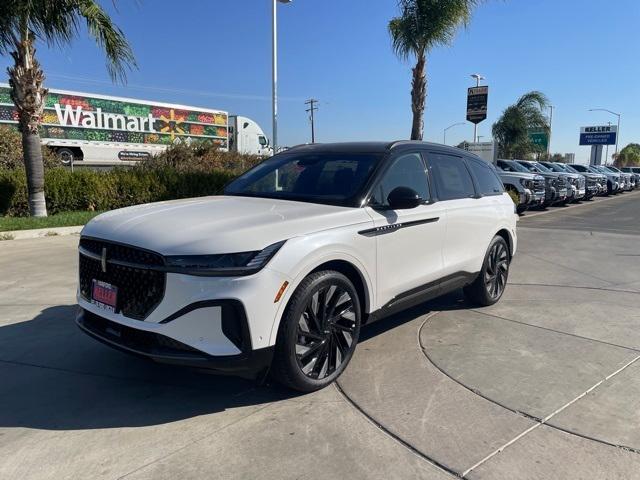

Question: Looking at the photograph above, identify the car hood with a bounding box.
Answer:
[81,196,371,255]
[497,171,539,180]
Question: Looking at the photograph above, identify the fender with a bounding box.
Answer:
[266,250,375,347]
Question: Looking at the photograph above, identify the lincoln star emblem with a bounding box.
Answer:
[101,247,107,273]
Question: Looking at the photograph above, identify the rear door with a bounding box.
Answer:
[426,152,495,277]
[364,151,446,308]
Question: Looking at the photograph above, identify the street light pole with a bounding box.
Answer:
[547,105,553,158]
[470,74,484,143]
[588,108,621,161]
[443,122,466,145]
[272,0,292,154]
[605,121,611,165]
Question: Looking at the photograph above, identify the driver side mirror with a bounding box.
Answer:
[387,186,423,210]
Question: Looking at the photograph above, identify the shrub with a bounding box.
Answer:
[0,125,60,169]
[0,166,236,216]
[0,136,261,216]
[144,142,262,174]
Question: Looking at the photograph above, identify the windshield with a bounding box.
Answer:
[224,152,381,206]
[590,166,606,173]
[563,164,580,174]
[498,160,531,173]
[515,161,538,173]
[607,166,621,173]
[541,162,564,173]
[532,162,552,173]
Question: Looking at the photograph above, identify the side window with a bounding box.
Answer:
[370,152,430,206]
[466,159,504,196]
[428,153,476,201]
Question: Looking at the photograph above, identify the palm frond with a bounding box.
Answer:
[0,0,136,83]
[389,0,481,60]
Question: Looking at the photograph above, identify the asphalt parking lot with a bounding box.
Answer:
[1,190,640,480]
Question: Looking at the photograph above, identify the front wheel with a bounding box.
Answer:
[271,271,361,392]
[464,236,510,307]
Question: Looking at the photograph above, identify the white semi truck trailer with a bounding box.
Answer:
[0,84,272,164]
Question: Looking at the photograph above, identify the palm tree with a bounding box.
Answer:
[389,0,480,140]
[0,0,135,216]
[492,91,550,159]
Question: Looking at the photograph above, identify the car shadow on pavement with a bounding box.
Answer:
[0,305,298,431]
[359,288,469,343]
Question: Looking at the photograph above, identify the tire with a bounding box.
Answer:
[464,236,510,307]
[271,270,361,392]
[57,148,75,166]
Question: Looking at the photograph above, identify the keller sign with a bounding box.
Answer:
[579,125,617,146]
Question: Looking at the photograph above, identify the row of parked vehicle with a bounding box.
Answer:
[495,159,639,214]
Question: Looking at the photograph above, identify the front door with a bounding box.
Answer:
[364,152,446,309]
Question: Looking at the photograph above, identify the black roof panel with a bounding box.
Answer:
[281,140,466,155]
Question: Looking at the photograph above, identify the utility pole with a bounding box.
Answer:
[305,99,319,143]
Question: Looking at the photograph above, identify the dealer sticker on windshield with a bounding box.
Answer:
[91,279,118,313]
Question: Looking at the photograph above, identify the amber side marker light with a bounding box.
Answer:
[274,281,289,303]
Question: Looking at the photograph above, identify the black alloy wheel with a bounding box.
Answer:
[464,236,510,307]
[295,284,357,380]
[271,270,361,392]
[484,240,509,300]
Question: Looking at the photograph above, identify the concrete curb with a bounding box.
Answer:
[0,225,83,241]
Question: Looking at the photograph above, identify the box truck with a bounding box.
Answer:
[0,84,273,164]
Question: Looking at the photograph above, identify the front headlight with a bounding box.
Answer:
[164,241,286,276]
[520,178,532,188]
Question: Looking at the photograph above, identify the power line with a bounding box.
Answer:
[305,99,319,143]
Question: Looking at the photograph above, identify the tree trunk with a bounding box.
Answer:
[8,33,48,217]
[410,54,426,141]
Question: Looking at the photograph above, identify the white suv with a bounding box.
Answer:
[76,142,517,391]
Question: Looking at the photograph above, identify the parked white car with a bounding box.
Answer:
[76,142,518,391]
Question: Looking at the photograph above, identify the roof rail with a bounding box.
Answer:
[387,140,421,150]
[284,143,319,152]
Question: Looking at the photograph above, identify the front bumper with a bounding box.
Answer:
[76,307,274,377]
[77,265,292,377]
[527,189,545,205]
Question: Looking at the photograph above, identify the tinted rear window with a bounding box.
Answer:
[428,153,476,200]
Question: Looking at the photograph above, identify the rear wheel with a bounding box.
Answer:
[464,236,510,307]
[271,271,361,392]
[57,148,76,166]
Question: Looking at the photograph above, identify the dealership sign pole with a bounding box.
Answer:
[467,81,488,143]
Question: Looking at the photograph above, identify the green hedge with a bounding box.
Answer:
[0,167,237,216]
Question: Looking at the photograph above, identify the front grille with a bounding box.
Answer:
[533,178,545,191]
[556,176,567,188]
[79,238,165,320]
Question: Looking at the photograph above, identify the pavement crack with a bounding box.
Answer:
[334,363,462,479]
[467,308,640,353]
[520,252,616,286]
[507,282,640,295]
[460,354,640,477]
[416,315,640,477]
[116,402,275,480]
[0,358,258,393]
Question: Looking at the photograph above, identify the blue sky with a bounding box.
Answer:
[1,0,638,162]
